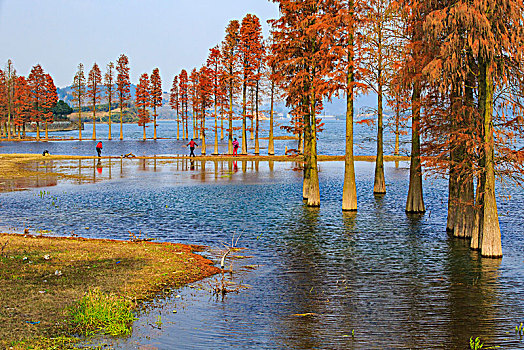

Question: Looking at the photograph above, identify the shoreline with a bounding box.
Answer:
[0,232,220,348]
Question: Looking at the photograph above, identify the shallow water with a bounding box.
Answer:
[0,159,523,349]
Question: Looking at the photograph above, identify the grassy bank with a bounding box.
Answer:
[0,233,220,348]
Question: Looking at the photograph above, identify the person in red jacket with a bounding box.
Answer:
[186,139,198,157]
[232,138,239,156]
[96,141,103,157]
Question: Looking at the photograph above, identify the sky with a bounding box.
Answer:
[0,0,279,90]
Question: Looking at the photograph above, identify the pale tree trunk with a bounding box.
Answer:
[153,106,157,140]
[373,74,386,194]
[108,100,112,140]
[479,60,502,258]
[303,98,311,201]
[447,164,458,232]
[185,104,189,140]
[307,89,320,207]
[241,77,248,154]
[143,124,146,141]
[92,105,97,140]
[220,108,224,140]
[268,80,275,155]
[254,80,260,155]
[201,107,206,155]
[342,42,357,211]
[405,82,425,213]
[119,106,123,140]
[36,122,40,141]
[193,105,197,139]
[228,83,234,154]
[79,109,83,141]
[45,122,49,141]
[213,98,219,155]
[250,87,255,141]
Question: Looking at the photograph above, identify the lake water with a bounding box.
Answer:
[0,119,410,157]
[0,156,523,349]
[0,122,523,349]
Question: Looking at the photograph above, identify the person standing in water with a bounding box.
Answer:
[96,141,103,157]
[186,139,198,157]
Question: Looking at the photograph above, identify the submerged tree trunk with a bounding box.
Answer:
[303,97,312,201]
[373,77,386,194]
[307,92,320,207]
[406,83,425,213]
[268,80,275,155]
[342,42,357,211]
[478,60,502,258]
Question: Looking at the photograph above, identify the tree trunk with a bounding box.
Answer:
[119,106,123,140]
[108,100,112,140]
[45,122,49,141]
[405,82,425,213]
[447,164,458,232]
[241,77,247,154]
[479,60,502,258]
[228,84,233,154]
[303,97,312,201]
[342,37,357,211]
[268,80,275,155]
[254,80,260,155]
[153,106,157,140]
[143,124,146,141]
[373,76,386,194]
[36,122,40,141]
[79,109,83,141]
[213,98,219,155]
[307,90,320,207]
[92,107,97,140]
[202,107,207,155]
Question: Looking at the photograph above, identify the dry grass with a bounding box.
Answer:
[0,233,219,348]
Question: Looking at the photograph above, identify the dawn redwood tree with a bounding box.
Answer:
[325,0,366,211]
[28,64,47,141]
[104,62,115,140]
[270,0,332,207]
[3,60,16,139]
[179,70,189,139]
[136,73,150,141]
[13,76,32,138]
[189,68,199,139]
[150,68,162,140]
[239,14,263,155]
[221,20,240,154]
[169,75,180,139]
[399,0,427,213]
[87,62,102,140]
[198,66,213,155]
[116,54,131,140]
[207,47,223,155]
[0,70,7,137]
[253,41,266,155]
[361,0,403,194]
[422,0,524,257]
[72,63,86,140]
[43,74,57,140]
[266,37,279,156]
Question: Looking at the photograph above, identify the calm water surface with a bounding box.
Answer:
[0,157,523,349]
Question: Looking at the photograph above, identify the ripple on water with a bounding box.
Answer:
[1,160,523,349]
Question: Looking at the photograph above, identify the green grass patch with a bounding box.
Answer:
[69,288,137,336]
